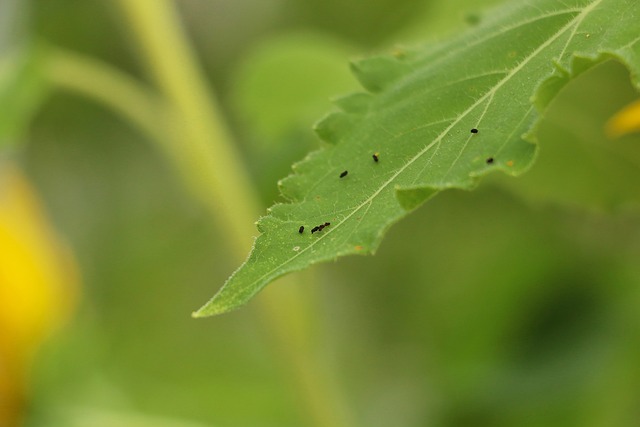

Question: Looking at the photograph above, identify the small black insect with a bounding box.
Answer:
[299,226,304,234]
[372,153,379,162]
[340,170,348,178]
[486,157,494,164]
[471,128,479,134]
[311,222,331,234]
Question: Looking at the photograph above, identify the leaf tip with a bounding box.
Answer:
[191,303,216,318]
[191,300,232,318]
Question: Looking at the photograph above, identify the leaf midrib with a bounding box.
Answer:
[407,7,585,87]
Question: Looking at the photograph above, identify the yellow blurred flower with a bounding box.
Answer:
[606,98,640,138]
[0,165,79,427]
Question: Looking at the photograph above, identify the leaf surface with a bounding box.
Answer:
[195,0,640,316]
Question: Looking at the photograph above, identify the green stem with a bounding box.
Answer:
[258,280,355,427]
[44,48,165,146]
[116,0,260,256]
[110,1,355,426]
[44,45,354,427]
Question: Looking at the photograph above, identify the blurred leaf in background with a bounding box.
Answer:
[231,32,359,201]
[233,33,357,146]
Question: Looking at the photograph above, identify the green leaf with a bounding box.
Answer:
[194,0,640,317]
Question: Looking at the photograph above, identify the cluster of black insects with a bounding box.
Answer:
[298,129,489,234]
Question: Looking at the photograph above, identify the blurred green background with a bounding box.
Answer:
[2,0,640,426]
